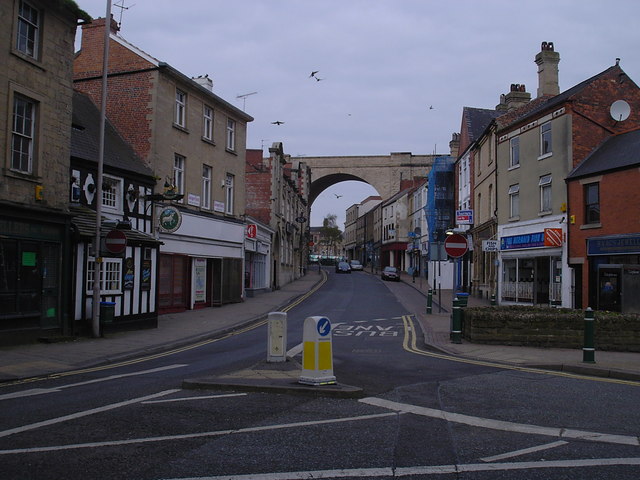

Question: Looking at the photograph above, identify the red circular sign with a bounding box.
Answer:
[105,229,127,254]
[444,233,468,258]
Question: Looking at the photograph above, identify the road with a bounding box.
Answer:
[1,268,639,479]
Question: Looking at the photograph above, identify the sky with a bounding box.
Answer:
[75,0,640,227]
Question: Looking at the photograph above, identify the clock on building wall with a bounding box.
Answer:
[159,206,182,233]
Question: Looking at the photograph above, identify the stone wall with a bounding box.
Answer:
[462,306,640,352]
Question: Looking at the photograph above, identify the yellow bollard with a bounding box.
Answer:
[299,316,336,386]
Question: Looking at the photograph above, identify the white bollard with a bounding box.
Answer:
[267,312,287,363]
[299,316,336,386]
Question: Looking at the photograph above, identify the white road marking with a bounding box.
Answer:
[0,389,180,439]
[480,440,568,462]
[0,412,399,455]
[157,457,640,479]
[360,397,640,446]
[0,364,187,401]
[142,393,247,404]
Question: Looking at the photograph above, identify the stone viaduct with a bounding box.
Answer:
[291,152,440,205]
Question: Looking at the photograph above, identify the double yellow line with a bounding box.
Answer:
[401,315,640,387]
[3,271,329,387]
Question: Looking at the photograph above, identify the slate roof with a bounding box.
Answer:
[567,128,640,180]
[71,91,155,179]
[463,107,502,143]
[69,204,160,245]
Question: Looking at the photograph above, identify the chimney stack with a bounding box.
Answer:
[504,83,531,111]
[535,41,560,98]
[192,75,213,92]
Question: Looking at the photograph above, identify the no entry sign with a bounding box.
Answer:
[444,233,468,258]
[105,229,127,254]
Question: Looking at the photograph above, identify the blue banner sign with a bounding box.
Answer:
[587,234,640,256]
[501,232,544,250]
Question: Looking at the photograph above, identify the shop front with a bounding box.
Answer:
[0,206,72,345]
[158,207,244,313]
[244,219,273,297]
[587,234,640,313]
[498,225,569,307]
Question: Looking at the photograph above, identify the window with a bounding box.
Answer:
[175,89,186,127]
[174,154,185,195]
[16,1,40,58]
[225,173,234,214]
[226,118,236,150]
[585,183,600,224]
[102,175,123,212]
[203,105,213,140]
[509,137,520,168]
[202,165,211,209]
[540,122,552,156]
[11,94,36,174]
[539,174,552,213]
[87,257,122,294]
[508,184,520,218]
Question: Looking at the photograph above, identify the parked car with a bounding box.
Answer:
[381,266,400,281]
[349,260,363,271]
[335,261,352,273]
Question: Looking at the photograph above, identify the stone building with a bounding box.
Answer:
[73,17,253,312]
[0,0,90,344]
[245,143,311,289]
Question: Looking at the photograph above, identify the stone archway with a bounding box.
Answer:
[295,152,437,205]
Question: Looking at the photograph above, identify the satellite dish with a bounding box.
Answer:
[610,100,631,122]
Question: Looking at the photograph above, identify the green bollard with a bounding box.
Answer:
[490,293,496,306]
[583,307,595,364]
[451,297,462,344]
[426,289,433,314]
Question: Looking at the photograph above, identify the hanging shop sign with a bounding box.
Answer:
[158,206,182,233]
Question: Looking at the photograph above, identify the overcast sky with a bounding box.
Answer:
[76,0,640,227]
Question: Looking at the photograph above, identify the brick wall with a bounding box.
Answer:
[245,149,273,225]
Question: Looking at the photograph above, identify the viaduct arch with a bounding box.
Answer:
[293,152,439,205]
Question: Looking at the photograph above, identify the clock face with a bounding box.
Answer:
[159,206,182,233]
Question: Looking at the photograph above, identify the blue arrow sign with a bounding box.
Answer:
[317,317,331,337]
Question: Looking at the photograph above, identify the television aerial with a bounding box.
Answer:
[236,92,258,111]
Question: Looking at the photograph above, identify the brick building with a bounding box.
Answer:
[495,43,640,308]
[74,17,253,312]
[0,0,89,344]
[566,128,640,313]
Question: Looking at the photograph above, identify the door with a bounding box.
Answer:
[158,254,188,312]
[597,265,621,312]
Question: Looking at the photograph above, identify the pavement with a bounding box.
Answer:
[1,268,639,395]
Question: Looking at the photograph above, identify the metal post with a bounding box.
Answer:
[583,307,595,363]
[451,297,462,344]
[426,289,432,314]
[490,293,496,306]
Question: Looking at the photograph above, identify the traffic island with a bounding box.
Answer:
[182,358,363,398]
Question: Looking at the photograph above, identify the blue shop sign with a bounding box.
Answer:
[587,234,640,256]
[501,232,545,250]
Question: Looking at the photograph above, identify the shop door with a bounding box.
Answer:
[535,257,550,305]
[158,255,188,312]
[41,243,61,328]
[597,265,621,312]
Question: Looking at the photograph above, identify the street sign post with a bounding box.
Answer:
[104,229,127,255]
[444,234,468,258]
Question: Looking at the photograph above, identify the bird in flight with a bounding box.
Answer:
[271,121,284,125]
[429,105,434,110]
[334,194,342,199]
[309,70,319,78]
